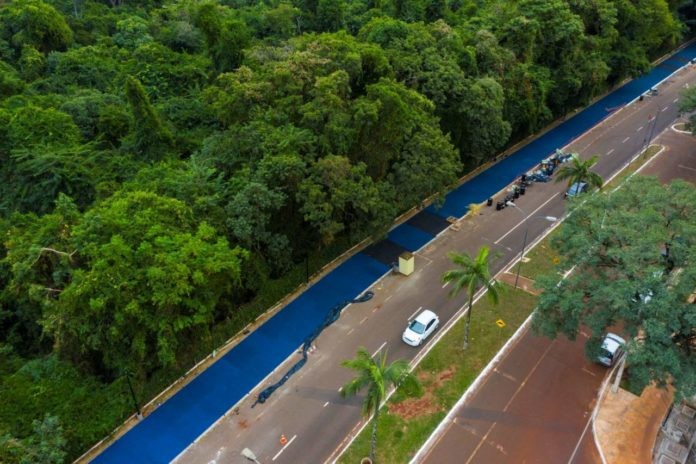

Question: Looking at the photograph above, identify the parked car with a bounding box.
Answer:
[565,181,588,198]
[597,333,626,367]
[402,309,439,346]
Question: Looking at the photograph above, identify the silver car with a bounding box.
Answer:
[597,333,626,367]
[402,309,439,346]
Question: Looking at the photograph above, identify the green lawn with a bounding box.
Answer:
[338,285,538,463]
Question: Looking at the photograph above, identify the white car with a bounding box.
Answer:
[402,309,439,346]
[597,333,626,367]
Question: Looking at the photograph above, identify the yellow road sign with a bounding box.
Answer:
[495,319,506,328]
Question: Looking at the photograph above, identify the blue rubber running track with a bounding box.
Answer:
[93,42,696,464]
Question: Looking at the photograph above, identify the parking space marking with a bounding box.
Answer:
[372,341,387,358]
[272,434,297,461]
[408,306,423,321]
[622,136,630,143]
[494,193,559,244]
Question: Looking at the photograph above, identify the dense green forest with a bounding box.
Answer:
[0,0,692,460]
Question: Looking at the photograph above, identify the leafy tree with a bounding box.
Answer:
[341,348,420,462]
[679,85,696,135]
[316,0,345,32]
[43,191,248,376]
[442,246,502,349]
[554,154,604,191]
[0,414,66,464]
[0,0,73,54]
[532,177,696,398]
[18,45,45,81]
[123,75,174,161]
[46,44,123,92]
[0,61,25,97]
[298,155,391,244]
[113,16,153,50]
[6,106,81,150]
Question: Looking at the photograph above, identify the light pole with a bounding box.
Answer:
[506,201,557,289]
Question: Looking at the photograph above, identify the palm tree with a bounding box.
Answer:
[341,348,419,463]
[442,246,501,350]
[554,154,604,191]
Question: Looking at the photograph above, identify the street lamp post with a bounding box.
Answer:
[506,201,557,289]
[125,371,143,419]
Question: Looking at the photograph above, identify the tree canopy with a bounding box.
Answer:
[0,0,690,459]
[533,177,696,398]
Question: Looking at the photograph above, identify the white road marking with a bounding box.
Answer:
[272,434,297,461]
[606,149,615,156]
[372,341,387,358]
[621,136,630,143]
[673,98,679,103]
[359,316,368,324]
[346,328,354,335]
[661,106,669,112]
[323,401,329,408]
[408,306,423,320]
[442,281,450,289]
[636,126,643,132]
[581,367,597,377]
[678,164,696,173]
[494,193,559,244]
[384,295,392,302]
[372,307,378,313]
[338,386,342,392]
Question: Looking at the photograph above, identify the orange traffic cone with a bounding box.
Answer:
[280,434,288,445]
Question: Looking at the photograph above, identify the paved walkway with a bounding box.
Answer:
[595,384,673,463]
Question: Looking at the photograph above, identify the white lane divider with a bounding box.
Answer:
[408,306,423,321]
[494,193,559,244]
[622,136,630,143]
[323,401,329,408]
[636,126,643,132]
[673,98,679,103]
[272,434,297,461]
[442,281,450,289]
[678,165,696,173]
[661,106,669,112]
[606,149,615,156]
[372,341,387,358]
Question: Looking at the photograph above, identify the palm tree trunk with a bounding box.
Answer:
[463,294,473,350]
[370,400,380,462]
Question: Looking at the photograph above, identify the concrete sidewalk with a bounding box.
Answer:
[594,383,673,463]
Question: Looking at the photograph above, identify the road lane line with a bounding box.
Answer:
[673,98,679,103]
[494,193,559,244]
[272,434,297,461]
[408,306,423,321]
[338,387,342,392]
[465,341,555,464]
[661,106,669,112]
[372,341,387,358]
[384,295,392,302]
[359,316,368,324]
[606,149,614,156]
[621,136,630,143]
[346,328,354,335]
[637,126,643,131]
[442,281,450,289]
[372,307,378,313]
[323,401,329,408]
[679,164,696,172]
[581,367,597,377]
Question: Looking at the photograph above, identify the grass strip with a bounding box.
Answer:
[338,284,538,463]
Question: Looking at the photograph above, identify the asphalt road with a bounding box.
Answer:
[417,110,696,464]
[173,65,696,464]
